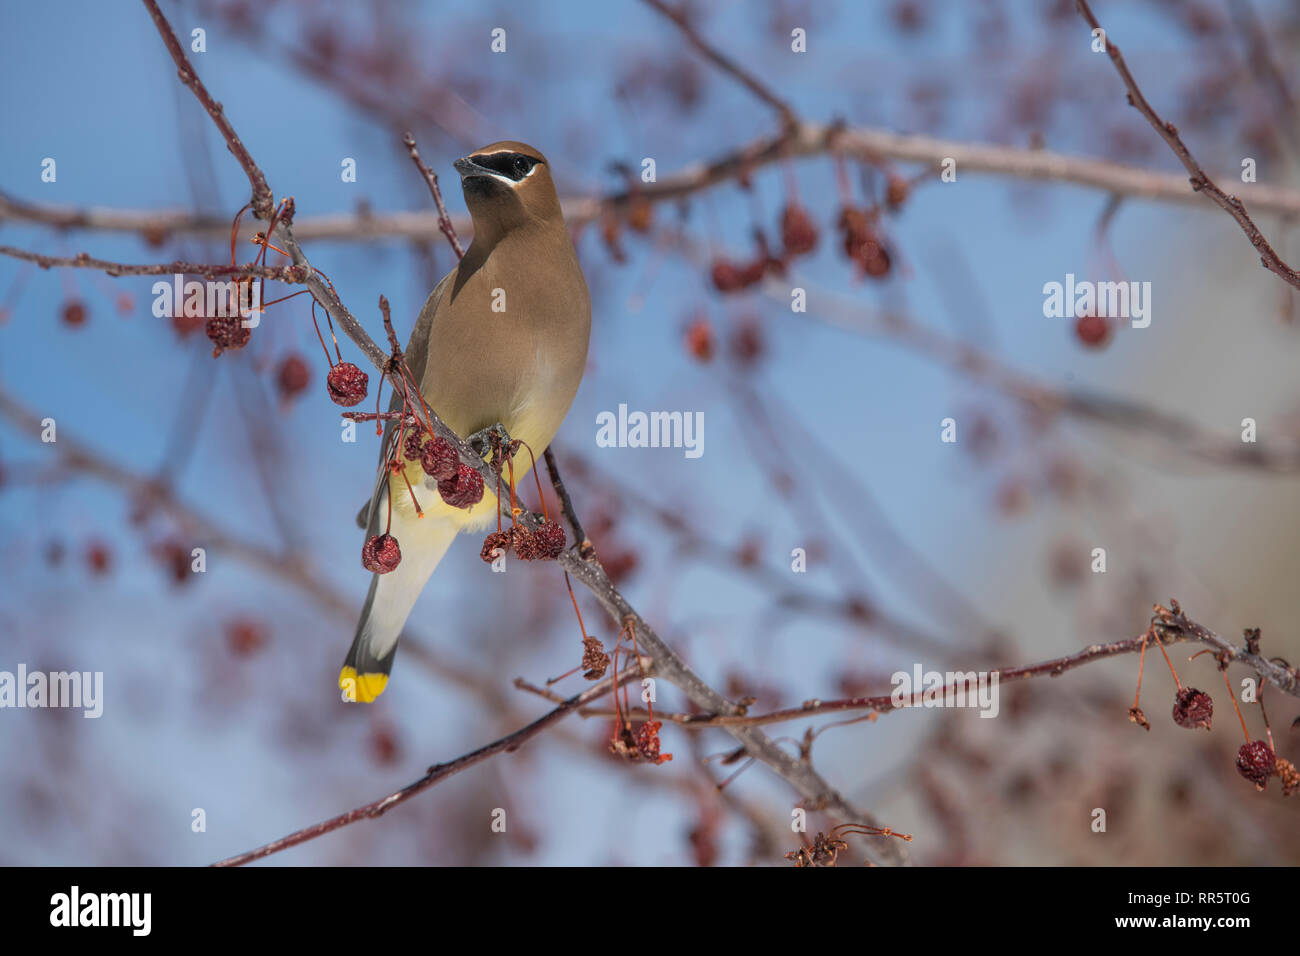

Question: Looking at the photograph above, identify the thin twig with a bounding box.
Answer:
[0,246,305,281]
[543,447,591,559]
[1076,0,1300,290]
[549,609,1300,729]
[212,668,639,866]
[13,120,1300,242]
[402,131,464,259]
[641,0,797,128]
[141,0,274,218]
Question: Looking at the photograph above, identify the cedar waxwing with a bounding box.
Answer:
[340,141,591,702]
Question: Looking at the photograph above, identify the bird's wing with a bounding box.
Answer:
[355,268,456,530]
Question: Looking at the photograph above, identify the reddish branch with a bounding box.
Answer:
[402,132,464,260]
[0,245,306,281]
[12,120,1300,243]
[1076,0,1300,291]
[641,0,797,127]
[140,0,273,218]
[552,607,1299,729]
[212,668,642,867]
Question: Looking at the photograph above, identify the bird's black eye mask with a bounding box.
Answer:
[471,151,542,182]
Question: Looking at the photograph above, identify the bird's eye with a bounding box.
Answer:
[512,155,533,177]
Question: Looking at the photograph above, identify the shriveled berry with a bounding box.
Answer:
[480,530,511,563]
[885,175,910,209]
[710,259,744,293]
[153,540,191,585]
[511,526,540,560]
[1236,740,1276,789]
[858,239,891,278]
[780,203,818,257]
[403,431,425,463]
[438,463,484,508]
[1128,706,1150,731]
[685,315,714,362]
[206,315,251,356]
[837,205,891,278]
[370,722,401,765]
[1171,687,1213,730]
[86,540,112,575]
[534,520,567,559]
[730,317,764,366]
[1275,757,1299,796]
[838,205,871,252]
[625,195,653,233]
[420,435,459,481]
[582,635,610,680]
[1075,312,1111,348]
[142,223,170,248]
[362,533,402,573]
[226,617,267,656]
[636,719,671,764]
[276,353,311,400]
[327,362,369,406]
[61,300,88,327]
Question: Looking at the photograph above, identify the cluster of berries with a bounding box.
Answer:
[361,429,485,574]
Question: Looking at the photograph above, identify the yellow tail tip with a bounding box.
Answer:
[339,666,388,703]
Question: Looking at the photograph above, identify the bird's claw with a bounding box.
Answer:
[467,422,512,460]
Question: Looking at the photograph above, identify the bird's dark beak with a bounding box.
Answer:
[454,156,489,179]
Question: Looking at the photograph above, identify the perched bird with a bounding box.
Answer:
[340,141,591,702]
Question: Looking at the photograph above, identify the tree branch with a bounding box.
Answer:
[401,131,464,259]
[141,0,273,219]
[11,121,1300,243]
[549,608,1300,729]
[0,245,306,281]
[211,667,640,867]
[1076,0,1300,291]
[641,0,797,127]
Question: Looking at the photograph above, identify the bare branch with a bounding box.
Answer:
[16,120,1300,244]
[641,0,797,127]
[563,607,1300,729]
[140,0,274,219]
[402,131,465,259]
[0,246,305,281]
[212,668,641,867]
[1076,0,1300,291]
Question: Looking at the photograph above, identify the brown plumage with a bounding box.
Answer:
[341,141,590,702]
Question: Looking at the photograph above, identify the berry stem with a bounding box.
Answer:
[1153,630,1184,690]
[309,298,335,365]
[229,202,251,269]
[1219,665,1252,743]
[1132,626,1150,708]
[1258,689,1276,754]
[517,440,549,521]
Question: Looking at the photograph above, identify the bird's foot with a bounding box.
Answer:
[467,422,513,461]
